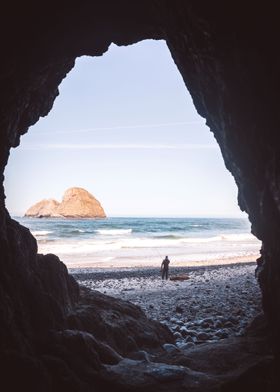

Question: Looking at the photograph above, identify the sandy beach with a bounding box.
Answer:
[65,253,259,269]
[71,259,262,349]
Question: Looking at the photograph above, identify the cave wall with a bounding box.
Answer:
[1,0,280,389]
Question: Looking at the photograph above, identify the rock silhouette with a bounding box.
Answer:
[0,2,279,391]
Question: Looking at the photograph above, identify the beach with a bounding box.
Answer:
[18,215,262,346]
[71,260,262,349]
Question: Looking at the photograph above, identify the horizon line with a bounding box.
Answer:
[33,120,206,135]
[11,214,247,219]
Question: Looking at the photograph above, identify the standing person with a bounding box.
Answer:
[161,256,170,280]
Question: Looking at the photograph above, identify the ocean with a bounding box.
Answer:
[15,217,261,269]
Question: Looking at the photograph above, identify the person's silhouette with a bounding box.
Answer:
[161,256,170,280]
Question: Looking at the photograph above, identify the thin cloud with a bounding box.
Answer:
[21,143,219,151]
[35,120,205,135]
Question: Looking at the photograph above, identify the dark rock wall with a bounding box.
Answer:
[164,3,280,350]
[0,0,280,389]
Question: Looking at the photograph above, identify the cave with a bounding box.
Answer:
[0,2,279,391]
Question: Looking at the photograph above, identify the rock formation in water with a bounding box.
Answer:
[55,187,106,218]
[0,2,279,391]
[24,187,106,218]
[25,198,60,217]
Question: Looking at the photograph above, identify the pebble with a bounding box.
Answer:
[203,317,214,324]
[185,329,198,337]
[197,332,210,341]
[170,317,180,323]
[163,343,179,353]
[179,326,188,336]
[75,263,262,347]
[175,305,184,313]
[180,342,195,350]
[173,331,182,340]
[215,329,229,338]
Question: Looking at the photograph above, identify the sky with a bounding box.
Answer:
[4,39,245,218]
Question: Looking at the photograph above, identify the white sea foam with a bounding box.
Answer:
[20,216,261,268]
[31,230,53,236]
[38,239,121,254]
[37,235,261,268]
[220,233,255,241]
[96,229,132,235]
[181,233,255,243]
[37,232,258,255]
[117,233,257,248]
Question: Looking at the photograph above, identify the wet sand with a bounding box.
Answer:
[66,253,259,269]
[71,260,262,348]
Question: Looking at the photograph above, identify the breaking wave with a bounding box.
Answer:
[95,229,132,235]
[31,230,53,236]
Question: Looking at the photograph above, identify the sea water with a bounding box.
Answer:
[15,217,261,268]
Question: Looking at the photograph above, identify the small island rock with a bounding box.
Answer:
[24,187,106,218]
[55,187,106,218]
[25,198,60,218]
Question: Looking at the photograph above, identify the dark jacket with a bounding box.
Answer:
[161,257,170,269]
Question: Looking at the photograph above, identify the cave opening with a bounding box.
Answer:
[4,39,260,264]
[4,39,262,345]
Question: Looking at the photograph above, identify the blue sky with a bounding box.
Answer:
[4,40,245,217]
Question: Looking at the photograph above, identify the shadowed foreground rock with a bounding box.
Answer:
[0,220,174,390]
[0,219,277,391]
[101,338,276,392]
[1,1,280,390]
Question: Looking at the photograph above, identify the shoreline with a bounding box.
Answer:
[71,260,262,349]
[66,253,259,270]
[70,260,257,280]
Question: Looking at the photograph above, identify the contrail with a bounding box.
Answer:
[36,120,205,135]
[21,143,218,151]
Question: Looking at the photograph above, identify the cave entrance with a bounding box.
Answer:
[4,39,261,344]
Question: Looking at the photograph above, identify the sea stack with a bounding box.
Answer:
[54,187,106,218]
[24,187,106,218]
[24,199,60,218]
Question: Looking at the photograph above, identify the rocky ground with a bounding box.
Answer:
[71,262,262,351]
